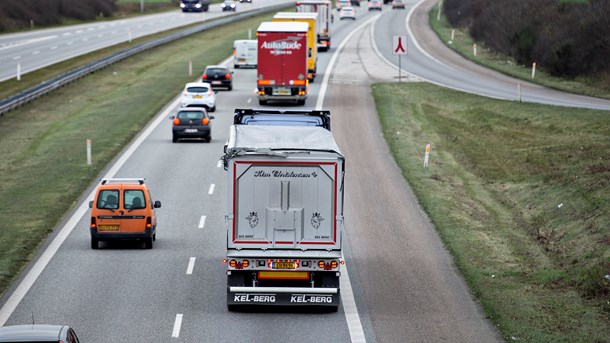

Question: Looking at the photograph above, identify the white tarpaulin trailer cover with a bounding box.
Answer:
[227,125,342,154]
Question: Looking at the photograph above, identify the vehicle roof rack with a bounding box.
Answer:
[101,178,145,185]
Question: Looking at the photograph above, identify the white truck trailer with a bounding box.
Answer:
[222,111,344,310]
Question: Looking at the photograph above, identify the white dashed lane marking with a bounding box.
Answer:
[198,215,206,229]
[186,257,196,275]
[172,314,183,338]
[208,184,215,195]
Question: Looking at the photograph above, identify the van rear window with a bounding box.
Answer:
[125,190,146,209]
[97,190,119,209]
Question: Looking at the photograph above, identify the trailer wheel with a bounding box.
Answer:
[227,304,240,312]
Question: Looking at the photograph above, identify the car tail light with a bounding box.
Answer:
[225,73,231,79]
[202,74,208,79]
[208,90,213,96]
[173,118,180,125]
[202,118,209,125]
[182,91,187,96]
[146,217,152,228]
[90,217,97,229]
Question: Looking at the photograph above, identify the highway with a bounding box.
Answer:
[1,1,607,342]
[0,0,293,82]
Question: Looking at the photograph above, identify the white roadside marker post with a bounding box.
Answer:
[16,63,21,81]
[531,62,537,79]
[424,144,431,168]
[86,139,92,166]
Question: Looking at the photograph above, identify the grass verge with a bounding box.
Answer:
[373,82,610,342]
[0,9,283,300]
[428,4,610,100]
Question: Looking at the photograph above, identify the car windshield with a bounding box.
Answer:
[186,86,209,93]
[178,111,205,119]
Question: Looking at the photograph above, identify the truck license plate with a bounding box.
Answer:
[98,225,119,231]
[273,262,295,269]
[273,87,291,96]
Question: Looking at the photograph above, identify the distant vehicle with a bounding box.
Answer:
[256,21,309,105]
[295,0,333,51]
[350,0,360,6]
[179,0,210,12]
[239,0,252,2]
[0,325,80,343]
[392,0,405,9]
[170,107,214,143]
[180,82,216,111]
[368,0,382,11]
[233,40,257,69]
[202,65,233,90]
[335,0,349,11]
[89,178,161,249]
[221,0,236,11]
[339,6,356,20]
[383,0,391,3]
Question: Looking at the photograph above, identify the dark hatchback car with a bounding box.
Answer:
[201,65,233,90]
[0,325,80,343]
[170,107,214,143]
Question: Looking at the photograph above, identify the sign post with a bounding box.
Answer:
[392,35,408,82]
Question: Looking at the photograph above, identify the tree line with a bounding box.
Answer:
[443,0,610,78]
[0,0,118,31]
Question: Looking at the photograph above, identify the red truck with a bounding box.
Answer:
[257,21,309,106]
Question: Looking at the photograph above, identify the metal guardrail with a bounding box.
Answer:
[0,3,290,117]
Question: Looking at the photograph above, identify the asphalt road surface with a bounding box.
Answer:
[3,1,607,342]
[0,0,293,82]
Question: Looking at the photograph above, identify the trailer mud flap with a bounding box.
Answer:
[228,287,340,306]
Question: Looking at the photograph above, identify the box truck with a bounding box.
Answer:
[222,109,344,310]
[296,0,332,51]
[273,12,318,82]
[256,22,309,106]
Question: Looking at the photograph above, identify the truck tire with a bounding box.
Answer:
[227,304,240,311]
[259,99,268,106]
[91,238,99,249]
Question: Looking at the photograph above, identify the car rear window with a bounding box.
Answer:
[97,190,119,209]
[186,86,209,93]
[124,190,146,210]
[206,68,227,75]
[178,111,205,119]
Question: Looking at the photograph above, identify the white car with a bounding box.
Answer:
[339,6,356,20]
[180,82,216,112]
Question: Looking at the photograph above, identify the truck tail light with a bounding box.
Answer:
[242,260,250,268]
[146,217,152,228]
[173,118,180,125]
[201,118,209,125]
[293,80,306,86]
[229,259,237,268]
[318,261,325,269]
[90,217,97,229]
[331,261,338,269]
[258,80,271,85]
[258,90,265,95]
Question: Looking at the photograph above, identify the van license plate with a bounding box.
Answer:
[98,225,119,231]
[238,58,246,62]
[273,262,295,269]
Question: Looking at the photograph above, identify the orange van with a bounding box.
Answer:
[89,178,161,249]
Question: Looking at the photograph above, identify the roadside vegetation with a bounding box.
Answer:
[0,9,279,301]
[0,0,223,33]
[373,82,609,342]
[431,0,610,100]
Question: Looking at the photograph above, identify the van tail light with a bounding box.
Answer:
[202,118,209,125]
[173,118,180,125]
[146,217,152,229]
[202,74,208,79]
[232,48,236,55]
[225,73,231,79]
[90,217,97,229]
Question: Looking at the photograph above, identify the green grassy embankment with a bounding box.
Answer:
[428,4,610,100]
[373,82,609,342]
[0,9,281,300]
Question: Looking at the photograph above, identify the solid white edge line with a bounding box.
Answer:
[172,313,183,338]
[186,257,196,275]
[315,14,381,110]
[315,14,377,343]
[341,254,366,343]
[0,96,182,327]
[208,184,215,195]
[198,215,206,229]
